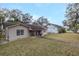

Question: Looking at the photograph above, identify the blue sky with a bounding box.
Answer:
[0,3,67,26]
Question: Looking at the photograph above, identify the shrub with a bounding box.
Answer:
[0,32,5,40]
[58,28,66,33]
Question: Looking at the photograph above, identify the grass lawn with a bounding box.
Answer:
[0,33,79,56]
[45,32,79,43]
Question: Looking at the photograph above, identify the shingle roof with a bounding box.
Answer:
[4,21,44,31]
[48,23,63,29]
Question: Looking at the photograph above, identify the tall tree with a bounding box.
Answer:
[22,13,33,24]
[63,20,67,26]
[64,3,79,33]
[0,8,9,30]
[36,16,49,26]
[10,9,22,22]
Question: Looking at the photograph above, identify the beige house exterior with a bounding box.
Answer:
[5,24,30,41]
[4,22,45,41]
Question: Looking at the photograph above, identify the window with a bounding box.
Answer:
[16,29,24,36]
[21,30,24,35]
[17,30,20,36]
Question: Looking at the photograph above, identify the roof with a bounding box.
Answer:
[4,21,44,31]
[48,23,63,29]
[29,24,44,31]
[4,22,29,28]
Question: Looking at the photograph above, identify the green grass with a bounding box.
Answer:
[0,35,79,56]
[45,33,79,43]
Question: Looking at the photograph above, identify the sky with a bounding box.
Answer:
[0,3,67,26]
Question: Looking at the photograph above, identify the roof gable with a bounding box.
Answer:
[4,21,45,31]
[4,22,29,28]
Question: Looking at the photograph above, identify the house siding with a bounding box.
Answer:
[47,25,58,33]
[6,26,29,41]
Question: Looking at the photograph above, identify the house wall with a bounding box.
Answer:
[47,25,58,33]
[6,26,30,41]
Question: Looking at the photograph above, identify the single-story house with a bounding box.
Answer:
[45,23,63,34]
[3,22,45,41]
[2,21,63,41]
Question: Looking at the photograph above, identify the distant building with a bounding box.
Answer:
[45,23,63,34]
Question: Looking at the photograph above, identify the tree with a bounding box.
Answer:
[0,8,9,30]
[32,20,40,26]
[0,14,5,31]
[63,20,67,26]
[22,13,33,24]
[10,9,22,22]
[64,3,79,33]
[0,8,10,39]
[36,16,49,26]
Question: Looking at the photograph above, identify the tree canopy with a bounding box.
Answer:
[63,3,79,33]
[36,16,49,26]
[0,8,49,31]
